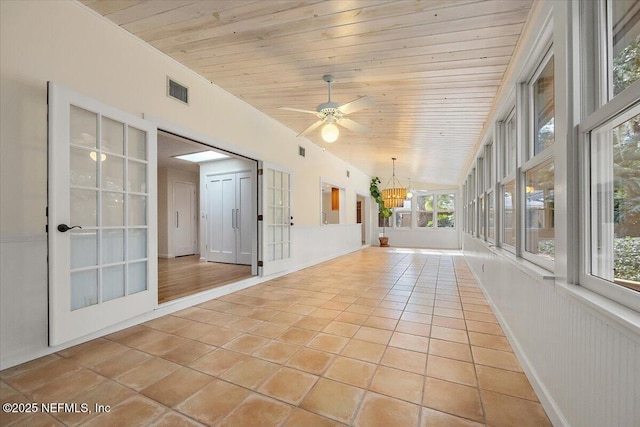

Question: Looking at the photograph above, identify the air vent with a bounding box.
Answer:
[298,146,306,157]
[167,77,189,104]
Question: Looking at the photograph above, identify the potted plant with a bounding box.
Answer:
[370,177,392,247]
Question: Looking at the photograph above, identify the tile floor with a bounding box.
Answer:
[0,248,552,426]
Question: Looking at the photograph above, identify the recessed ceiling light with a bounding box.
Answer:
[173,151,229,163]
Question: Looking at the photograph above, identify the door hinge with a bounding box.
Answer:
[258,261,264,267]
[257,214,263,221]
[258,169,263,175]
[45,224,48,233]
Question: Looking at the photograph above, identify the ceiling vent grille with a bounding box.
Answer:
[167,77,189,104]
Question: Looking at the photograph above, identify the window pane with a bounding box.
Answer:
[488,192,495,240]
[525,159,554,259]
[611,1,640,96]
[395,211,411,228]
[479,196,485,238]
[436,194,455,228]
[417,195,434,228]
[506,112,517,176]
[503,180,516,247]
[534,57,555,155]
[591,112,640,291]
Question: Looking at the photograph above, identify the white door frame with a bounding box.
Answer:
[145,116,259,276]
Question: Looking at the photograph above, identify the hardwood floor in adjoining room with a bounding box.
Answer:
[158,255,252,304]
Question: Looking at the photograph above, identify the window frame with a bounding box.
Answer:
[497,107,517,251]
[520,46,556,271]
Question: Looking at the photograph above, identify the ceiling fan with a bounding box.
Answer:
[280,74,374,143]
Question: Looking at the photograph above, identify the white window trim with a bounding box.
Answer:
[578,84,640,312]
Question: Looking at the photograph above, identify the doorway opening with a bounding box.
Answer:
[157,131,257,303]
[357,195,366,245]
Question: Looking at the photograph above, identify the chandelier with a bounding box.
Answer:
[382,157,407,208]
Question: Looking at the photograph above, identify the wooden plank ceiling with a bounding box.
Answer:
[82,0,533,187]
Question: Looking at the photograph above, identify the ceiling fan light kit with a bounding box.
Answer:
[280,74,373,143]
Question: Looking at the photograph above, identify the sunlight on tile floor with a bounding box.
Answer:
[0,248,552,426]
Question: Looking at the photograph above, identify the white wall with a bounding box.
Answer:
[381,229,460,249]
[0,1,370,368]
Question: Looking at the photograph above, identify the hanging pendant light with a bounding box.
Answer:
[382,158,407,208]
[406,178,413,199]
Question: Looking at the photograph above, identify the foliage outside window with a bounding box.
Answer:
[533,57,555,156]
[524,159,555,260]
[502,180,516,247]
[436,194,455,228]
[610,0,640,97]
[590,109,640,292]
[417,194,434,228]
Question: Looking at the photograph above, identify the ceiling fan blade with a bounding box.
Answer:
[298,119,324,137]
[337,96,375,115]
[337,117,371,134]
[279,106,319,115]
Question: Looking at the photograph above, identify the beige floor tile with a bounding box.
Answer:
[307,333,349,354]
[176,378,251,425]
[147,411,203,426]
[400,312,432,324]
[141,367,212,408]
[5,358,81,393]
[300,378,365,424]
[219,394,293,426]
[405,303,433,315]
[81,396,166,427]
[363,316,399,330]
[354,392,420,427]
[143,315,193,334]
[0,354,60,380]
[223,334,269,354]
[250,321,289,338]
[93,348,153,379]
[253,340,300,363]
[278,327,318,345]
[30,368,104,402]
[426,355,477,387]
[283,409,345,427]
[465,320,505,336]
[228,316,263,332]
[423,377,484,423]
[389,332,429,353]
[295,316,333,331]
[430,326,469,344]
[9,411,65,426]
[472,346,523,372]
[286,348,335,375]
[115,357,181,391]
[197,325,241,346]
[432,315,467,330]
[323,321,360,337]
[468,331,512,351]
[481,389,551,427]
[340,339,386,363]
[420,407,484,427]
[161,340,214,365]
[220,356,279,389]
[352,326,392,345]
[58,339,129,368]
[189,348,247,376]
[428,339,473,363]
[476,365,538,401]
[258,367,319,405]
[334,312,368,325]
[369,365,424,404]
[324,356,376,388]
[380,347,427,375]
[172,322,216,340]
[464,311,498,323]
[395,320,431,337]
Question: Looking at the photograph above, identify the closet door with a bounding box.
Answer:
[174,182,196,257]
[206,174,236,263]
[236,172,253,265]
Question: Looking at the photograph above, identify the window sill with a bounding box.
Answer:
[555,281,640,340]
[486,244,555,283]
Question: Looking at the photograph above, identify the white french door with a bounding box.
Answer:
[48,83,157,346]
[260,163,293,276]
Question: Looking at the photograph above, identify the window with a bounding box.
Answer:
[522,50,555,268]
[609,0,640,97]
[580,0,640,311]
[488,192,495,241]
[502,179,516,247]
[504,110,517,178]
[436,194,455,228]
[417,194,434,228]
[395,199,412,228]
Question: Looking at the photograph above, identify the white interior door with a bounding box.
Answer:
[206,174,236,263]
[260,163,293,276]
[48,83,157,346]
[174,182,196,257]
[236,172,253,265]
